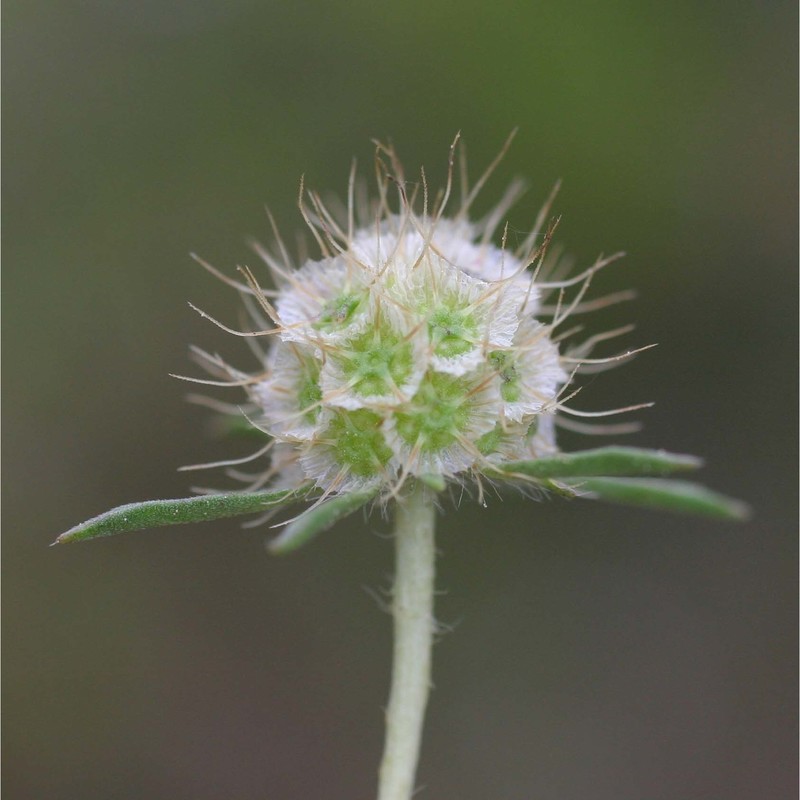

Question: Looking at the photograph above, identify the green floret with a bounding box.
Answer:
[475,422,506,456]
[394,372,474,453]
[489,350,522,402]
[338,325,414,398]
[297,374,322,423]
[325,409,393,478]
[428,303,478,359]
[314,292,365,331]
[287,351,323,424]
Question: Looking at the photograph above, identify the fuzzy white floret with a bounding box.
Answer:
[297,420,397,494]
[382,251,520,377]
[429,218,539,315]
[275,256,371,346]
[526,412,559,458]
[319,325,429,411]
[350,216,539,315]
[383,375,501,478]
[250,341,319,440]
[499,319,567,423]
[268,442,310,490]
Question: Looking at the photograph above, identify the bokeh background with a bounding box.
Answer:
[4,1,796,798]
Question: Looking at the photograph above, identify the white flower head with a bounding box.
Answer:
[188,134,633,499]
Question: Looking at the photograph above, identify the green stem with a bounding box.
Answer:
[377,482,437,800]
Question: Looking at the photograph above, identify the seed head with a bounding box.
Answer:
[55,134,745,549]
[186,134,634,502]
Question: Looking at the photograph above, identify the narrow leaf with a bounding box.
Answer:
[54,488,311,545]
[575,477,750,520]
[268,488,378,555]
[498,447,703,480]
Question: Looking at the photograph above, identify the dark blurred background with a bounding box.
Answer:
[4,1,796,798]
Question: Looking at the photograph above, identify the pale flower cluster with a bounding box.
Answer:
[255,217,566,493]
[187,139,630,498]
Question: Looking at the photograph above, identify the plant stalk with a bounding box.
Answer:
[377,482,437,800]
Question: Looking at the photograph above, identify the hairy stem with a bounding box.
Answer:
[377,482,437,800]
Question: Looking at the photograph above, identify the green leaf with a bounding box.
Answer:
[53,487,312,545]
[497,447,703,480]
[268,488,379,555]
[574,477,750,520]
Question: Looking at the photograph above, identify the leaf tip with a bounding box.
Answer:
[266,537,291,556]
[265,524,294,555]
[720,497,753,522]
[51,526,79,546]
[669,450,705,470]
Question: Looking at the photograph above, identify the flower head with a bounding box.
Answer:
[56,135,749,548]
[185,134,641,502]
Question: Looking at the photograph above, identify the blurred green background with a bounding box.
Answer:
[4,1,796,798]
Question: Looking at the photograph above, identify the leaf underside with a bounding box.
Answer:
[53,487,312,545]
[497,446,702,479]
[573,477,750,520]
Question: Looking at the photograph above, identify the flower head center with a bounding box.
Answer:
[338,326,414,398]
[428,305,477,359]
[394,373,473,453]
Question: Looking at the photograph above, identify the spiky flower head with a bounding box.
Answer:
[57,134,748,548]
[186,134,642,504]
